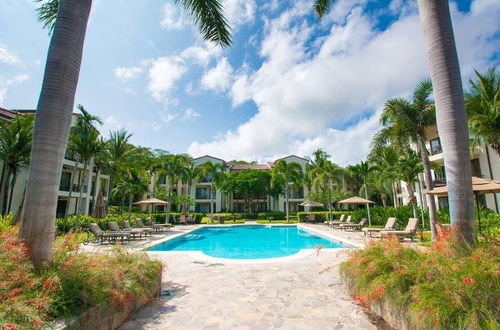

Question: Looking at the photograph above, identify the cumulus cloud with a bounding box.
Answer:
[147,57,186,102]
[161,3,187,30]
[183,108,200,120]
[181,44,222,66]
[114,66,142,81]
[222,0,256,28]
[0,74,28,105]
[189,0,500,165]
[0,44,20,65]
[200,57,234,92]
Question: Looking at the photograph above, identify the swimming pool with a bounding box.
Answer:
[148,225,344,259]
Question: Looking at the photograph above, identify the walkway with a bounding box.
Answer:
[122,225,377,330]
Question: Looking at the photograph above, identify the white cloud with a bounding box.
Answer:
[160,113,178,123]
[161,3,187,30]
[114,66,142,81]
[103,115,123,130]
[183,108,200,120]
[147,57,186,102]
[181,44,222,66]
[200,57,234,92]
[0,44,20,65]
[0,74,29,105]
[189,0,500,166]
[222,0,256,28]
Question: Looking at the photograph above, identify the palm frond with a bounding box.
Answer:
[313,0,335,19]
[174,0,231,47]
[34,0,59,33]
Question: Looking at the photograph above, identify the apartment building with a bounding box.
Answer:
[397,125,500,213]
[0,107,110,218]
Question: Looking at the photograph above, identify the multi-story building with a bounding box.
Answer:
[397,125,500,213]
[0,107,110,218]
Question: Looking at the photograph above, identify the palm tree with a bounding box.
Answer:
[21,0,232,266]
[158,154,190,223]
[272,160,303,222]
[368,145,399,207]
[379,79,438,239]
[124,169,149,218]
[180,161,201,212]
[0,115,34,214]
[313,0,475,245]
[466,67,500,155]
[396,149,424,220]
[349,161,377,226]
[198,161,225,217]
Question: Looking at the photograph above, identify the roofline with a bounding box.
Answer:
[274,154,309,162]
[11,109,80,116]
[191,155,227,163]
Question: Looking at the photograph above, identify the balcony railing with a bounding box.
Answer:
[289,192,304,199]
[195,193,211,200]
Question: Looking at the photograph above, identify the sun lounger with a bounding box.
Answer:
[326,214,345,227]
[146,218,173,231]
[179,215,188,225]
[135,218,161,232]
[362,217,397,237]
[340,218,367,231]
[331,215,352,228]
[123,220,152,236]
[187,215,195,224]
[88,223,130,244]
[381,218,419,241]
[108,221,143,240]
[304,213,316,223]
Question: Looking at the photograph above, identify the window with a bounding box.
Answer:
[471,159,482,177]
[430,138,442,155]
[59,171,71,191]
[434,166,446,185]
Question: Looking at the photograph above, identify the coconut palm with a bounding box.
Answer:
[158,154,190,223]
[349,161,377,226]
[0,115,34,214]
[124,169,149,218]
[90,137,109,215]
[368,145,399,207]
[21,0,232,266]
[465,67,500,155]
[313,0,475,246]
[378,79,438,239]
[272,160,303,222]
[180,161,201,211]
[311,160,342,222]
[198,161,225,216]
[396,149,424,219]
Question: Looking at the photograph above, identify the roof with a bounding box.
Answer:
[228,163,271,171]
[10,109,80,117]
[191,155,226,163]
[0,106,18,121]
[274,155,309,162]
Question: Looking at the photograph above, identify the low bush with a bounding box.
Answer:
[296,211,347,222]
[340,232,500,329]
[0,214,16,233]
[0,230,162,329]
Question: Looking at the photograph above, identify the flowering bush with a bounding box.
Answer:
[0,231,162,329]
[340,232,500,329]
[0,214,16,233]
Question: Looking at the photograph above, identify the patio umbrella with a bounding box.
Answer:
[91,190,107,218]
[299,200,324,207]
[427,176,500,231]
[134,198,169,223]
[338,196,375,227]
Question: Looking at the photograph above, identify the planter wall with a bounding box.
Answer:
[57,268,162,330]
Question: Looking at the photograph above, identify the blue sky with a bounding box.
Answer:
[0,0,499,165]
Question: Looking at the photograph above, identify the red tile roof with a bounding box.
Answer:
[0,106,19,121]
[228,163,271,171]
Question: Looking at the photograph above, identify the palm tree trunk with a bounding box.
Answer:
[327,179,333,222]
[7,168,18,213]
[0,163,6,212]
[128,193,133,218]
[91,168,100,214]
[1,167,11,215]
[64,164,78,217]
[364,181,371,226]
[106,172,115,211]
[76,160,88,215]
[285,184,289,222]
[417,0,475,245]
[406,183,418,218]
[392,182,398,207]
[380,192,387,208]
[418,137,438,239]
[166,178,172,224]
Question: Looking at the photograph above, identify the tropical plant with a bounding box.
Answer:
[225,169,272,213]
[368,145,399,207]
[396,149,424,219]
[348,161,377,226]
[124,169,149,218]
[157,154,190,223]
[21,0,232,266]
[0,114,34,215]
[197,161,225,216]
[272,160,303,222]
[310,156,343,222]
[466,67,500,155]
[313,0,475,247]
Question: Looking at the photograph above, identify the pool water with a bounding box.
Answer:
[148,225,344,259]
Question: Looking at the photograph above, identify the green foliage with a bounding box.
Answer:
[340,235,500,329]
[0,231,162,329]
[349,205,424,228]
[225,169,272,212]
[297,211,347,222]
[0,214,15,233]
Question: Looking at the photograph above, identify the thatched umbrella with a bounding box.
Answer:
[134,198,169,223]
[338,196,375,226]
[427,176,500,231]
[91,190,107,218]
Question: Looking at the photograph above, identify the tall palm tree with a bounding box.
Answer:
[124,169,149,218]
[90,137,109,215]
[396,149,424,220]
[180,161,201,212]
[313,0,475,246]
[0,115,34,214]
[158,154,190,223]
[198,161,225,216]
[379,79,438,239]
[349,161,377,226]
[368,145,399,207]
[21,0,232,266]
[272,160,303,222]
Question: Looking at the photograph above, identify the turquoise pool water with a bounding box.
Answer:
[148,225,344,259]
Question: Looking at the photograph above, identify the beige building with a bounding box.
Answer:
[0,107,110,218]
[397,125,500,213]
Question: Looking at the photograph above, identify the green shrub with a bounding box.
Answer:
[0,214,15,233]
[340,235,500,329]
[296,211,347,222]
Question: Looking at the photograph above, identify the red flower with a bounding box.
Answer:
[394,268,403,274]
[43,278,51,290]
[8,288,22,297]
[462,277,476,286]
[4,324,18,330]
[434,319,439,324]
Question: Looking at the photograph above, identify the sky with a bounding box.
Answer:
[0,0,499,166]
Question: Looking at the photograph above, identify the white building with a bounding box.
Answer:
[0,107,110,218]
[397,125,500,213]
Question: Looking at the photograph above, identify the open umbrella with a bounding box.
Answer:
[427,176,500,231]
[299,200,324,207]
[338,196,375,226]
[134,198,169,223]
[91,190,107,218]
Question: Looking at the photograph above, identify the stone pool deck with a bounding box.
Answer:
[113,224,380,329]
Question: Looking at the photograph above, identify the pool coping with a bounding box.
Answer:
[144,223,360,264]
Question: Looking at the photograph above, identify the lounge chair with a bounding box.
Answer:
[362,217,397,237]
[340,218,368,231]
[331,215,352,228]
[326,214,345,227]
[88,223,130,244]
[146,218,173,231]
[135,218,160,232]
[123,220,152,236]
[381,218,419,241]
[108,221,143,240]
[187,214,195,224]
[179,215,188,225]
[304,213,316,223]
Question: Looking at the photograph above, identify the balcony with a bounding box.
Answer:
[195,193,211,200]
[429,138,442,155]
[59,183,80,193]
